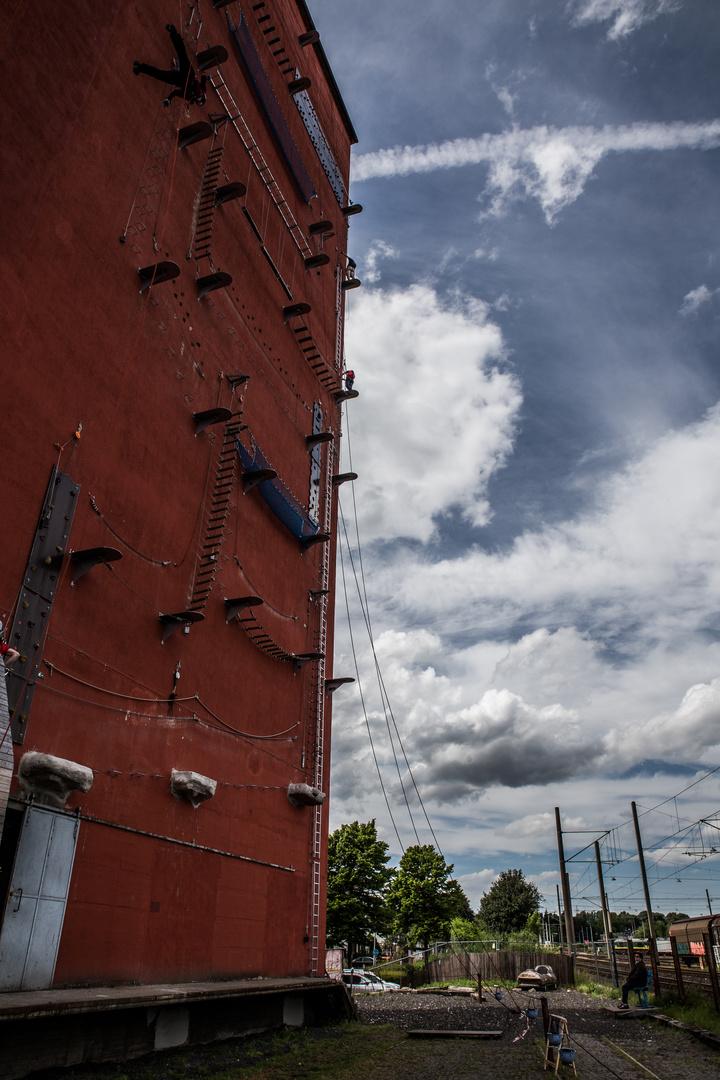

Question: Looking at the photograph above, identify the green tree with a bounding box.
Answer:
[477,869,541,935]
[637,910,670,938]
[325,820,394,953]
[450,916,479,942]
[524,910,542,938]
[575,909,605,942]
[386,845,470,948]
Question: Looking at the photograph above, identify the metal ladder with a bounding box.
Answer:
[307,433,335,975]
[192,143,224,261]
[208,71,312,259]
[190,412,245,611]
[334,265,344,373]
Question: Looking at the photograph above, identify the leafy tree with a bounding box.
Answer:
[386,845,470,948]
[524,910,542,938]
[477,869,541,935]
[575,908,605,942]
[450,916,479,942]
[325,820,394,953]
[665,912,689,927]
[636,910,670,938]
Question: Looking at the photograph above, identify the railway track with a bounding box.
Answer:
[575,951,717,997]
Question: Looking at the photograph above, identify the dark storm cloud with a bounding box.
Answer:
[411,690,605,801]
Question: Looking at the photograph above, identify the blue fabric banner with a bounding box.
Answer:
[238,438,320,541]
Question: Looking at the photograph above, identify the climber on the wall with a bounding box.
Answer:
[0,622,19,668]
[133,24,207,108]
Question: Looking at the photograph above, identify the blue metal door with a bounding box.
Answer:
[0,805,79,990]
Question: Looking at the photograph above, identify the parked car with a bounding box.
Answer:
[517,964,557,991]
[340,970,400,993]
[352,955,376,967]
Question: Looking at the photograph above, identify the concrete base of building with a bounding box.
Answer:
[0,977,356,1080]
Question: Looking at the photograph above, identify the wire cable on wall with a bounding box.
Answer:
[338,539,405,854]
[340,403,442,855]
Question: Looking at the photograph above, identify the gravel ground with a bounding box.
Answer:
[40,986,720,1080]
[355,986,720,1080]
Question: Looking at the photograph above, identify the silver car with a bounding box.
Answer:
[341,969,400,992]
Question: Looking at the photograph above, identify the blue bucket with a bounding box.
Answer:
[559,1047,576,1065]
[495,991,503,1000]
[548,1032,562,1047]
[526,1007,538,1019]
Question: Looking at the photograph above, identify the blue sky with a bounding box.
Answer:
[311,0,720,919]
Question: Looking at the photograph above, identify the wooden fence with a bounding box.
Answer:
[424,950,575,986]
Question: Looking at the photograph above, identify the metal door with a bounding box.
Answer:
[0,805,79,990]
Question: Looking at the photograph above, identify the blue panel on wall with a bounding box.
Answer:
[229,11,316,204]
[238,438,320,541]
[293,87,346,206]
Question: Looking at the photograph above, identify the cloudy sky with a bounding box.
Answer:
[312,0,720,920]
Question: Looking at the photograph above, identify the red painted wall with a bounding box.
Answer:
[1,0,357,985]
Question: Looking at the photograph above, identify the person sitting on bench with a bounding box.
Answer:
[618,953,647,1009]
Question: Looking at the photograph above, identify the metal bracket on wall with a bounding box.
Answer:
[70,546,122,586]
[158,610,205,645]
[223,595,264,623]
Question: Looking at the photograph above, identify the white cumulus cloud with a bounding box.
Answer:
[378,401,720,647]
[339,285,519,542]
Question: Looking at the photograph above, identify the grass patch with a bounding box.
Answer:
[45,1023,403,1080]
[656,990,720,1037]
[421,978,479,989]
[575,979,613,998]
[575,978,720,1034]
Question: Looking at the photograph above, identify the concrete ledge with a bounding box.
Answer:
[652,1012,720,1051]
[0,978,355,1080]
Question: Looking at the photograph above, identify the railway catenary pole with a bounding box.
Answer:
[707,889,713,915]
[631,801,660,1001]
[605,892,619,987]
[556,884,565,946]
[555,807,576,947]
[595,841,617,987]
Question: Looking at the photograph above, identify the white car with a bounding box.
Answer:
[340,969,400,992]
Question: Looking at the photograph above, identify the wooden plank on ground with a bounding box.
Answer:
[602,1005,657,1016]
[408,1030,503,1038]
